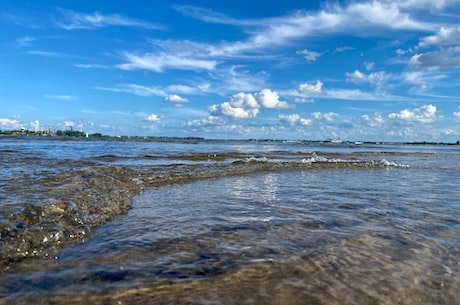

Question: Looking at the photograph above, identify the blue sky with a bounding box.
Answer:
[1,0,460,141]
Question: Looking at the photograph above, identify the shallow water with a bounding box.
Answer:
[1,137,460,304]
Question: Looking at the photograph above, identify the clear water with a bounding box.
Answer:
[1,137,460,304]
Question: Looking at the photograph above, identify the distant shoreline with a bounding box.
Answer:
[1,129,459,146]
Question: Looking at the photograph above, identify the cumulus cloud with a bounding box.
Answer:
[187,115,226,127]
[296,49,322,61]
[364,62,375,71]
[0,118,22,129]
[297,81,323,95]
[419,26,460,47]
[64,121,75,128]
[29,120,40,132]
[453,108,460,122]
[209,93,259,119]
[411,27,460,70]
[346,70,387,86]
[165,94,188,103]
[312,112,339,122]
[388,104,438,123]
[254,89,288,109]
[209,89,288,119]
[361,113,385,127]
[146,114,161,122]
[410,49,460,69]
[279,114,312,126]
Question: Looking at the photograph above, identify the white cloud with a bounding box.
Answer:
[124,0,439,76]
[419,26,460,47]
[453,108,460,122]
[174,5,257,27]
[45,94,78,100]
[344,1,432,30]
[95,84,166,97]
[117,52,218,72]
[165,94,188,103]
[209,66,269,93]
[26,50,63,57]
[279,114,312,126]
[166,84,202,95]
[55,9,163,30]
[296,49,322,61]
[146,114,161,122]
[361,113,385,127]
[394,0,452,10]
[312,112,339,122]
[210,92,259,119]
[411,26,460,70]
[294,97,315,104]
[346,70,387,86]
[64,121,75,128]
[388,104,438,123]
[297,81,323,95]
[279,114,300,126]
[29,120,40,132]
[245,1,433,51]
[410,48,460,69]
[73,63,108,69]
[209,89,287,119]
[187,115,226,127]
[16,36,35,48]
[364,62,375,71]
[0,118,22,129]
[254,89,288,109]
[335,46,354,53]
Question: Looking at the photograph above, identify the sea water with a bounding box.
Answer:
[1,137,459,304]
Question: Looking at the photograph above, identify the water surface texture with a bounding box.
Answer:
[1,137,459,304]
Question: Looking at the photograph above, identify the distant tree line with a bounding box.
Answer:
[0,129,105,138]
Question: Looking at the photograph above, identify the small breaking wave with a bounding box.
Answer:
[300,152,409,168]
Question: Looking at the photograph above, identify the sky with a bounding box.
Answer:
[1,0,460,141]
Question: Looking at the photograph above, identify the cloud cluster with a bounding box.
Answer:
[278,114,312,126]
[346,70,388,86]
[410,26,460,69]
[114,0,446,74]
[361,113,385,127]
[0,118,22,129]
[209,89,288,119]
[297,81,323,95]
[312,112,339,122]
[389,104,438,123]
[453,107,460,122]
[296,49,322,61]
